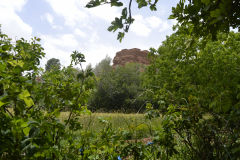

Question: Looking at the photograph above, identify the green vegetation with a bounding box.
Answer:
[0,33,95,159]
[89,58,147,112]
[1,0,240,159]
[60,112,161,138]
[143,30,240,159]
[45,58,61,71]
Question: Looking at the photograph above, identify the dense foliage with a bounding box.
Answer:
[89,57,147,112]
[93,56,112,77]
[0,32,95,159]
[171,0,240,39]
[144,31,240,159]
[1,0,240,158]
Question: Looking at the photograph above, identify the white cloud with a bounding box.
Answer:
[74,28,86,38]
[145,16,173,33]
[44,0,121,28]
[40,32,120,68]
[146,16,161,28]
[0,0,27,12]
[42,13,63,30]
[44,0,88,27]
[41,44,71,68]
[41,34,79,49]
[0,0,32,39]
[88,5,120,22]
[84,44,121,67]
[130,15,151,37]
[158,20,171,33]
[129,15,173,36]
[40,33,80,67]
[89,32,100,43]
[45,13,54,24]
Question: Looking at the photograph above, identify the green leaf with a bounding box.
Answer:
[121,7,127,19]
[23,127,31,136]
[150,4,157,11]
[136,0,148,8]
[86,0,101,8]
[8,60,24,67]
[18,89,31,99]
[0,101,5,107]
[111,0,123,7]
[23,97,34,107]
[117,32,125,42]
[2,45,10,51]
[18,90,34,107]
[21,121,28,128]
[146,103,153,109]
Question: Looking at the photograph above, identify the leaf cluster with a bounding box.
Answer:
[170,0,240,39]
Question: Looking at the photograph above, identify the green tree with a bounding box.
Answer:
[45,58,61,71]
[93,55,112,77]
[144,31,240,159]
[90,62,147,112]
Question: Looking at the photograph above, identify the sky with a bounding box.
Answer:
[0,0,179,68]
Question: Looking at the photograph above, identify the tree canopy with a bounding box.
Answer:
[143,31,240,159]
[93,55,112,77]
[45,58,61,71]
[171,0,240,39]
[90,60,147,112]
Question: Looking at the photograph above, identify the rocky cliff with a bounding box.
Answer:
[112,48,149,67]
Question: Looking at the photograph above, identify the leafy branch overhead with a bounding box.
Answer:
[170,0,240,39]
[86,0,240,41]
[86,0,158,42]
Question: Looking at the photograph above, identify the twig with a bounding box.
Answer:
[4,107,13,117]
[126,0,133,31]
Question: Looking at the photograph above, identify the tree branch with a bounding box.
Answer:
[127,0,133,30]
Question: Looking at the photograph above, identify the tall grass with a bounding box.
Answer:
[60,112,161,138]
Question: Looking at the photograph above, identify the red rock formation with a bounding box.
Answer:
[113,48,149,67]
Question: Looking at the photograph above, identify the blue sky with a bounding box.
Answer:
[0,0,178,68]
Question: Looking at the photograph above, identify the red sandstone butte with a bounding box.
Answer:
[112,48,149,67]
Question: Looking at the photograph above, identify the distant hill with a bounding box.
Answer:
[113,48,150,67]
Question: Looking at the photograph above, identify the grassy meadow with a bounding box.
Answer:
[60,112,162,138]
